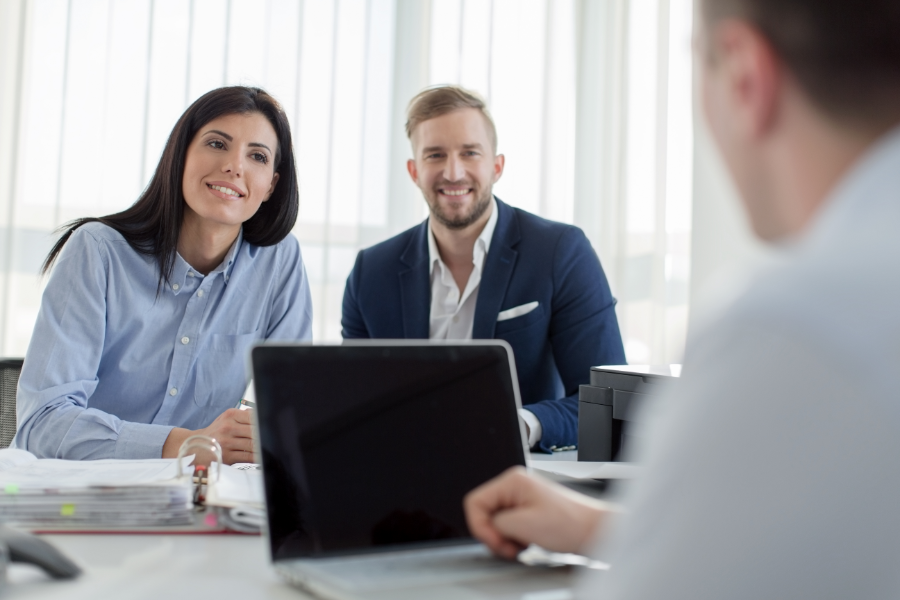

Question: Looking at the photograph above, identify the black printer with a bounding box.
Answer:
[577,365,680,462]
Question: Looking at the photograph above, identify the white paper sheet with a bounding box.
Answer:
[0,457,187,489]
[206,463,264,508]
[0,449,37,471]
[529,461,639,480]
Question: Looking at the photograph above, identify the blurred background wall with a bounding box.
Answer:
[0,0,755,365]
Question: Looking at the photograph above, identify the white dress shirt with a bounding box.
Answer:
[579,127,900,598]
[427,198,543,447]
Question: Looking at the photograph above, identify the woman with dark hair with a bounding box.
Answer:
[12,86,311,464]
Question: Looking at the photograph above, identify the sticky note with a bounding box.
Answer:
[204,513,218,527]
[60,504,75,517]
[4,484,18,495]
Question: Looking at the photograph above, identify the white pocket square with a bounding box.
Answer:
[497,301,539,322]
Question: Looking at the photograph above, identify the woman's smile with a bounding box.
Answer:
[206,181,246,199]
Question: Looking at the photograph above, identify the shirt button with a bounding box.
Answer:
[197,289,205,298]
[169,388,177,396]
[187,271,194,277]
[181,336,189,345]
[172,283,180,291]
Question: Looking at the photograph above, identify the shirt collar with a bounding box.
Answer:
[169,228,243,294]
[427,197,499,275]
[804,123,900,248]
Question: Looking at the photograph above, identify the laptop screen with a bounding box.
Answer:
[251,342,528,561]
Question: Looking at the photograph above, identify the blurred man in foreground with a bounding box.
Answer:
[465,0,900,597]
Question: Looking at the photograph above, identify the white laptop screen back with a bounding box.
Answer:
[251,342,527,562]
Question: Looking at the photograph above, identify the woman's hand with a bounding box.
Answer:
[161,408,256,465]
[463,466,611,559]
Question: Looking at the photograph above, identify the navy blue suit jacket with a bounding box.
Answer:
[341,198,626,452]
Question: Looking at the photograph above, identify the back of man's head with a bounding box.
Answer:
[702,0,900,130]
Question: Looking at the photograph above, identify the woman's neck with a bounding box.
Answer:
[177,212,240,275]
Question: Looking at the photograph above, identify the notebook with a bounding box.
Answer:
[251,341,573,599]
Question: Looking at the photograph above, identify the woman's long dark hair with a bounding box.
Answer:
[42,86,299,288]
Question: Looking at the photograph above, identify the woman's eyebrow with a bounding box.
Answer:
[204,129,233,140]
[249,142,272,153]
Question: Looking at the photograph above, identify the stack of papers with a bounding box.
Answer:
[206,463,264,509]
[0,449,194,528]
[206,463,266,533]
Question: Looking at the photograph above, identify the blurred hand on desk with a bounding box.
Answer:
[161,408,256,465]
[464,466,612,559]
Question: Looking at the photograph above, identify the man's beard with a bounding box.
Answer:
[426,185,493,230]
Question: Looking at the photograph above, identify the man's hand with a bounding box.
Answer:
[162,408,255,465]
[464,466,610,559]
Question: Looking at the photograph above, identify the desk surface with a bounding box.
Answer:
[6,451,586,599]
[7,534,300,600]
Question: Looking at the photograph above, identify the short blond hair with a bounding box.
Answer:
[405,85,498,153]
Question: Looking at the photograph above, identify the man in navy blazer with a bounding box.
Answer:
[342,86,625,452]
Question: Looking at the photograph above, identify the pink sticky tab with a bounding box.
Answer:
[205,513,218,527]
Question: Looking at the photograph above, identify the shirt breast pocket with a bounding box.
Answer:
[194,330,259,408]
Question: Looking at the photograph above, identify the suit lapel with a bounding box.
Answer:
[398,222,431,339]
[473,199,520,339]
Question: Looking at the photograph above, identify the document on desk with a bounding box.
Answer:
[206,463,264,509]
[529,461,639,480]
[204,463,266,533]
[0,449,194,528]
[0,450,185,487]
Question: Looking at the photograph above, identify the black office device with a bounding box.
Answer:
[578,365,680,462]
[0,525,81,579]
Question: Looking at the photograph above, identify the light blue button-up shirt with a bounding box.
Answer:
[13,222,312,460]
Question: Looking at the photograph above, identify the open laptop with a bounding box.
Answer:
[251,341,573,599]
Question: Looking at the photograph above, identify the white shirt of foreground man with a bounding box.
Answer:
[584,125,900,599]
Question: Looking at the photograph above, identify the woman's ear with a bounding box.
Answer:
[264,172,280,202]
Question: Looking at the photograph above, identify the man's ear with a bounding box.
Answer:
[406,159,418,184]
[264,172,280,202]
[493,154,505,183]
[715,20,781,139]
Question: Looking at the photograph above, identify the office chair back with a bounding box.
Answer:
[0,359,23,449]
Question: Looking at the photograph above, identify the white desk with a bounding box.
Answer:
[3,452,584,599]
[6,534,308,600]
[529,450,578,462]
[6,533,576,599]
[529,450,618,500]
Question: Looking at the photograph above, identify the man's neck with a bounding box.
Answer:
[430,199,494,270]
[765,100,889,239]
[430,199,494,295]
[177,213,240,275]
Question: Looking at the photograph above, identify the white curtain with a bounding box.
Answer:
[0,0,692,364]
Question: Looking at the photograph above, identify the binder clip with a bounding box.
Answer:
[176,435,223,506]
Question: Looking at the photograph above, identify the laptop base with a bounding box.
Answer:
[276,544,574,600]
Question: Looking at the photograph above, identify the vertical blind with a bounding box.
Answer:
[0,0,693,364]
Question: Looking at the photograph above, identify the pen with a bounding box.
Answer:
[237,382,256,410]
